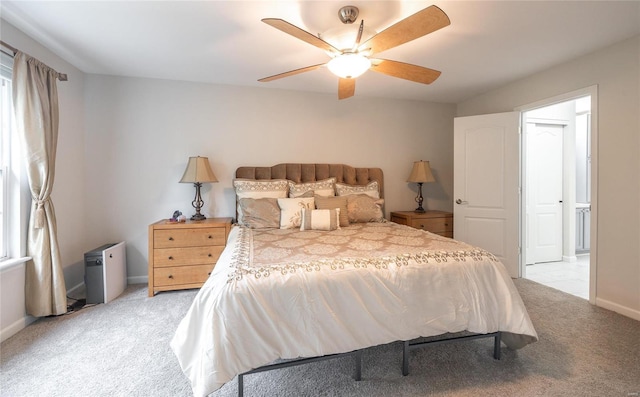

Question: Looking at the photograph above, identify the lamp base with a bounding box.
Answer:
[190,182,207,221]
[414,182,426,213]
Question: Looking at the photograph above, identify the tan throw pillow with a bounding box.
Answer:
[277,197,315,229]
[346,194,385,223]
[238,198,280,229]
[233,179,289,223]
[314,195,349,227]
[288,177,336,198]
[335,180,380,199]
[300,208,340,231]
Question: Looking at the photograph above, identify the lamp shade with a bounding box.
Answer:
[179,156,218,183]
[407,160,435,183]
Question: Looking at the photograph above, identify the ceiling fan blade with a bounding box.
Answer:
[338,78,355,100]
[359,5,450,55]
[262,18,339,54]
[258,63,325,82]
[370,59,441,84]
[352,20,364,51]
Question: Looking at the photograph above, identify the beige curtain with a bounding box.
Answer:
[12,52,67,316]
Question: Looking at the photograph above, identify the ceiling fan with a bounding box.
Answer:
[258,4,450,100]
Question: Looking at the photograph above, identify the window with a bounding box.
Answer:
[0,51,13,260]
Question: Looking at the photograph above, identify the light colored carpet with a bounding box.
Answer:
[1,279,639,397]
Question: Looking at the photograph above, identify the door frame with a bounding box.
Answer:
[515,85,598,304]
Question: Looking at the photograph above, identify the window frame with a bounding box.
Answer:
[1,61,12,260]
[0,48,29,265]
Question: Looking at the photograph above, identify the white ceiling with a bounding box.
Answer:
[2,1,639,103]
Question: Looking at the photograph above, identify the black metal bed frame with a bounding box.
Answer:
[402,331,501,376]
[236,332,501,396]
[238,349,363,397]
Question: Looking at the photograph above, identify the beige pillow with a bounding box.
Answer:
[335,180,380,199]
[238,198,280,229]
[314,195,349,227]
[233,179,289,223]
[300,208,340,231]
[288,177,336,198]
[277,197,315,229]
[346,194,385,223]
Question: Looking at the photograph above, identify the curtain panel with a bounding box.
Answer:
[12,52,67,316]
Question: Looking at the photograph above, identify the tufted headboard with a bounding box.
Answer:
[235,163,384,199]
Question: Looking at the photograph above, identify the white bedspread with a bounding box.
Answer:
[171,222,538,396]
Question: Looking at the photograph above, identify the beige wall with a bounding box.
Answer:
[83,75,456,282]
[457,35,640,318]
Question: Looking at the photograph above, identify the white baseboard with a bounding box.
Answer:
[127,276,148,285]
[1,315,36,343]
[562,255,577,263]
[596,297,640,321]
[67,281,84,297]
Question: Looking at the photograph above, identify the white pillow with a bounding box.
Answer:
[277,197,314,229]
[300,208,340,231]
[335,180,380,199]
[288,177,336,198]
[234,179,289,223]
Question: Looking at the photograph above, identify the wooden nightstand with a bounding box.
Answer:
[148,217,232,297]
[390,210,453,238]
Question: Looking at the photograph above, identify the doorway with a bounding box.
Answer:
[521,95,592,300]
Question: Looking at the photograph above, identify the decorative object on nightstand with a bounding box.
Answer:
[407,160,435,213]
[390,210,453,237]
[180,156,218,221]
[148,217,232,296]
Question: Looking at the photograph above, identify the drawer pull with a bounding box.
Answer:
[208,235,213,239]
[168,256,174,260]
[208,272,212,276]
[168,237,174,241]
[208,253,212,257]
[420,224,425,228]
[168,274,173,279]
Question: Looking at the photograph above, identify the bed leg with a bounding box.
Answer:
[238,373,244,397]
[402,341,410,376]
[493,332,502,360]
[354,349,363,381]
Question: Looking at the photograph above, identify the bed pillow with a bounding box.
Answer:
[300,208,340,231]
[314,195,349,227]
[233,179,289,223]
[277,197,315,229]
[335,180,380,199]
[288,177,336,198]
[238,198,280,229]
[346,194,385,223]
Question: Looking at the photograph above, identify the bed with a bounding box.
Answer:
[171,163,538,397]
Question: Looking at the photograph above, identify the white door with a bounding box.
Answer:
[525,122,563,264]
[454,112,520,278]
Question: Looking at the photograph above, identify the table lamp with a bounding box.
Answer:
[407,160,435,213]
[179,156,218,220]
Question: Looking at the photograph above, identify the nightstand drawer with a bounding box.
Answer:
[153,246,224,267]
[410,218,453,233]
[390,211,454,237]
[153,264,213,287]
[154,227,226,248]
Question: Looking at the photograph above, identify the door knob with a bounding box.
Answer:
[455,199,468,205]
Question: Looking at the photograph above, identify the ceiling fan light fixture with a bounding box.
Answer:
[327,53,371,79]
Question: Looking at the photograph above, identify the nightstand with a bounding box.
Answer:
[148,217,232,297]
[390,210,453,237]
